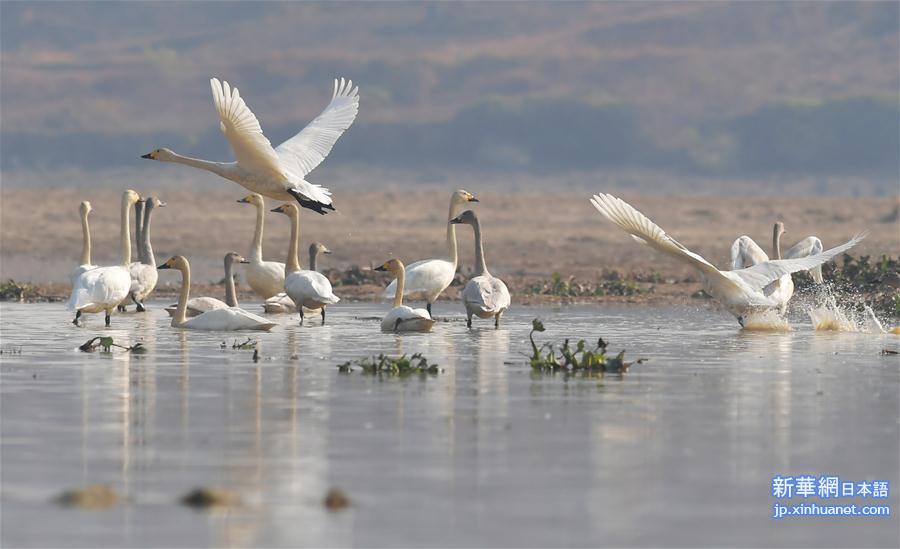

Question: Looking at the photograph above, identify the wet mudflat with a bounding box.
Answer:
[1,302,898,548]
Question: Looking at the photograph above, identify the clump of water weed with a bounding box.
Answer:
[526,271,652,298]
[338,353,441,377]
[324,488,351,511]
[0,279,41,302]
[55,485,118,510]
[225,338,258,350]
[79,337,145,353]
[527,319,643,378]
[180,487,240,510]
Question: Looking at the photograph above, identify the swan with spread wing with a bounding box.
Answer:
[142,78,359,214]
[590,193,866,326]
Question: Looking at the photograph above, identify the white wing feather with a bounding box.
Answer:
[210,78,283,176]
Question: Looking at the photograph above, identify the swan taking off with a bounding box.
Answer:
[375,259,436,333]
[164,252,248,318]
[158,255,276,331]
[68,190,141,326]
[271,203,340,324]
[382,190,479,315]
[450,210,511,328]
[142,78,359,215]
[731,222,825,314]
[590,193,867,326]
[237,193,286,299]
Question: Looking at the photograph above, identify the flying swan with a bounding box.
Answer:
[450,210,511,328]
[589,193,867,326]
[142,78,360,215]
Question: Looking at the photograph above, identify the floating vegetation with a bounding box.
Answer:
[527,319,643,378]
[338,353,441,377]
[180,487,240,509]
[226,338,258,350]
[55,485,118,510]
[882,349,898,356]
[323,488,351,511]
[0,345,23,354]
[0,279,40,302]
[79,337,145,353]
[525,271,652,298]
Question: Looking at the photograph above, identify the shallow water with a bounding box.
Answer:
[1,302,898,548]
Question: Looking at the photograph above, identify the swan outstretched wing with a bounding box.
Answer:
[275,78,360,179]
[784,236,825,283]
[732,232,866,290]
[210,78,282,175]
[590,193,720,277]
[730,236,769,269]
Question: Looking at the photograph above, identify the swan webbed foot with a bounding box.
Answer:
[466,316,472,329]
[298,309,304,326]
[494,314,501,328]
[117,304,126,313]
[737,315,745,328]
[105,312,111,327]
[136,303,146,313]
[320,308,326,324]
[72,311,82,326]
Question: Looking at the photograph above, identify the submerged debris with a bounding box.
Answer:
[79,337,144,353]
[527,319,643,378]
[882,349,898,356]
[230,338,258,350]
[55,485,118,510]
[180,487,240,509]
[323,488,351,511]
[338,353,441,377]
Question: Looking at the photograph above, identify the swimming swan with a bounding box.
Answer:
[271,203,340,324]
[375,258,436,333]
[164,252,247,318]
[263,243,333,314]
[731,222,825,314]
[71,201,96,282]
[158,255,276,331]
[590,193,867,326]
[382,190,479,315]
[141,78,359,215]
[236,193,286,299]
[67,190,141,326]
[450,210,511,328]
[122,196,165,312]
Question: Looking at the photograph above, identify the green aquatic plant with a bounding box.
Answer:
[0,279,39,302]
[525,272,652,297]
[79,337,144,353]
[796,254,899,317]
[527,318,642,377]
[227,338,258,350]
[337,353,441,377]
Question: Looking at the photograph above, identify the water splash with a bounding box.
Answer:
[805,293,895,334]
[741,309,791,332]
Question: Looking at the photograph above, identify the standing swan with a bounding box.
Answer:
[68,190,141,326]
[158,256,276,331]
[164,252,248,317]
[731,222,825,314]
[237,193,287,299]
[375,259,436,333]
[264,243,333,314]
[122,196,166,312]
[271,203,340,324]
[450,210,511,328]
[71,201,96,282]
[382,190,479,315]
[590,193,867,326]
[141,78,360,214]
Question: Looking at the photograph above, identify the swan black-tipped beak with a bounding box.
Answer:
[270,206,284,213]
[239,259,251,264]
[468,196,479,202]
[450,216,463,224]
[157,264,171,270]
[323,250,332,255]
[141,153,153,159]
[374,266,386,272]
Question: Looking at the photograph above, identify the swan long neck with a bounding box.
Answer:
[250,201,265,262]
[309,247,318,272]
[141,202,156,267]
[173,261,191,327]
[773,225,783,260]
[79,209,92,266]
[134,201,144,263]
[392,266,405,308]
[285,208,302,273]
[471,218,489,277]
[445,199,460,266]
[224,256,238,308]
[119,195,132,266]
[165,151,229,178]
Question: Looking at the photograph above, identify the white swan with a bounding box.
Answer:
[142,78,359,215]
[236,193,287,299]
[450,210,511,328]
[263,243,333,313]
[164,252,247,318]
[121,196,165,312]
[731,222,825,314]
[158,255,276,331]
[67,190,141,326]
[271,203,340,324]
[590,193,867,326]
[375,258,436,333]
[71,201,96,282]
[382,190,479,315]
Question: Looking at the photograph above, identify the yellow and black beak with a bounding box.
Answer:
[468,194,479,202]
[271,204,288,213]
[157,259,173,271]
[374,265,387,272]
[237,196,251,204]
[141,152,153,159]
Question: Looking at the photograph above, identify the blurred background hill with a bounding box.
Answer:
[2,1,898,196]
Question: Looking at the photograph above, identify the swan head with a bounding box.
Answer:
[145,196,166,211]
[122,189,141,207]
[141,148,176,162]
[452,189,478,205]
[310,242,331,256]
[157,255,188,271]
[774,221,786,237]
[270,203,298,216]
[237,193,264,206]
[374,258,404,274]
[224,252,248,268]
[79,201,92,217]
[449,210,478,226]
